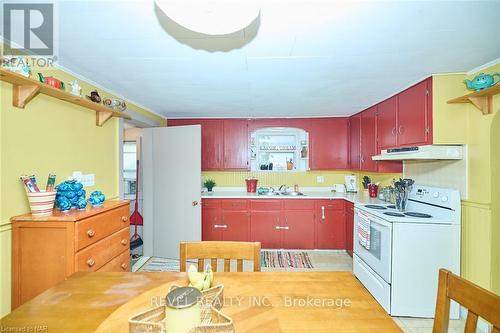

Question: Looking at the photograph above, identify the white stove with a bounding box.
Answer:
[353,185,460,318]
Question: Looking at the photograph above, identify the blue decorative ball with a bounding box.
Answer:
[88,190,105,207]
[57,197,71,212]
[76,197,88,210]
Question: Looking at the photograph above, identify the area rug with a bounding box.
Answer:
[261,250,314,269]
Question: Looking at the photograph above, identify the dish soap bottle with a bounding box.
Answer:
[287,159,294,170]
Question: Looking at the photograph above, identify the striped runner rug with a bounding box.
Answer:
[261,250,314,269]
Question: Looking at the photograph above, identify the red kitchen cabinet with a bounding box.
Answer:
[202,199,222,241]
[221,210,249,241]
[223,120,249,170]
[345,201,354,257]
[283,211,315,249]
[168,119,223,171]
[310,118,349,170]
[250,211,282,249]
[397,78,433,147]
[248,118,311,133]
[315,200,345,249]
[348,115,361,170]
[360,107,378,172]
[377,96,398,149]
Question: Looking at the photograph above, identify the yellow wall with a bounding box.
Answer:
[432,63,500,292]
[0,63,164,316]
[202,170,400,190]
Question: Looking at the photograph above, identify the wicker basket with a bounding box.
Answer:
[129,284,234,333]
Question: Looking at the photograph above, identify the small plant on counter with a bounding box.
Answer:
[203,179,216,192]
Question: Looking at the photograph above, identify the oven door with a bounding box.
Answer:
[354,208,392,283]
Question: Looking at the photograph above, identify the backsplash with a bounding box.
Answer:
[403,159,467,199]
[202,171,401,189]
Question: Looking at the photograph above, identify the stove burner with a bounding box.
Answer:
[387,205,396,209]
[365,205,387,210]
[384,212,405,217]
[404,212,432,218]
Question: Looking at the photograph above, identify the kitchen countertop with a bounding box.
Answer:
[201,187,387,205]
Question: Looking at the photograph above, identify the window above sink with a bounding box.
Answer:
[250,127,309,172]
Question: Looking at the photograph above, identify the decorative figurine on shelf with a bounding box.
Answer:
[103,98,126,111]
[69,80,82,97]
[2,57,32,77]
[56,196,71,212]
[464,73,500,91]
[38,73,65,90]
[88,191,105,207]
[86,90,102,103]
[55,179,86,210]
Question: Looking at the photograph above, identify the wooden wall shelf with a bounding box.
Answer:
[447,84,500,115]
[0,68,131,126]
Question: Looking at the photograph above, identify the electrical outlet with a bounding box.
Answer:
[81,174,95,187]
[316,176,324,183]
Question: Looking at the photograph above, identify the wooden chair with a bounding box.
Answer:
[179,241,261,272]
[433,269,500,333]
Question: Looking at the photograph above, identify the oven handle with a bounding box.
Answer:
[354,208,393,229]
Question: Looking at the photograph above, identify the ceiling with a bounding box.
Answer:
[54,1,499,118]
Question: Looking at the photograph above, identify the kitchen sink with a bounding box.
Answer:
[258,191,305,196]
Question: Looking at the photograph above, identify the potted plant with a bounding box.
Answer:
[203,179,216,192]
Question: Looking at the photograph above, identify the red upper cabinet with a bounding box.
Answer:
[223,120,249,170]
[360,107,378,172]
[397,78,433,147]
[348,115,361,170]
[168,119,223,171]
[376,96,398,149]
[310,118,349,170]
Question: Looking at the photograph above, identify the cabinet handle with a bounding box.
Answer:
[391,127,397,136]
[214,224,227,229]
[321,206,325,220]
[122,216,128,222]
[121,239,128,246]
[87,258,96,267]
[398,126,405,134]
[87,229,96,237]
[121,263,128,270]
[275,226,289,230]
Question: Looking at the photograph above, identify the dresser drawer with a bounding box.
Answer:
[221,200,248,210]
[75,205,129,250]
[97,250,130,272]
[315,200,344,210]
[75,227,129,272]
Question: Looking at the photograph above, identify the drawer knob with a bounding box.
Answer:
[121,263,128,270]
[87,258,96,267]
[121,239,128,246]
[122,216,128,222]
[87,229,96,237]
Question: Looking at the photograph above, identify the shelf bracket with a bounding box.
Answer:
[467,96,492,115]
[96,110,113,127]
[12,84,40,108]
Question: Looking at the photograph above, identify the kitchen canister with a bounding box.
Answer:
[165,286,202,333]
[27,191,56,217]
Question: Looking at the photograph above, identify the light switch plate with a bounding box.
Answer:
[316,176,324,183]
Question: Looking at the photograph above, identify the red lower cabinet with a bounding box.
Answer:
[315,200,346,249]
[345,202,354,257]
[250,211,282,248]
[221,210,249,241]
[283,211,315,249]
[202,206,222,241]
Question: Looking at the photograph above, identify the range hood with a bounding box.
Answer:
[372,145,463,161]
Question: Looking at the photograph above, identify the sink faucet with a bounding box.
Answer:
[278,184,288,192]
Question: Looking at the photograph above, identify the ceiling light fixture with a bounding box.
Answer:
[155,0,260,35]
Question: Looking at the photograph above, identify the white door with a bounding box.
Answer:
[142,125,201,259]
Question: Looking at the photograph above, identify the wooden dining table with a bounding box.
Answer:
[0,271,402,332]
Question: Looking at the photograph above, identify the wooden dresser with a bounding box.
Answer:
[11,200,130,309]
